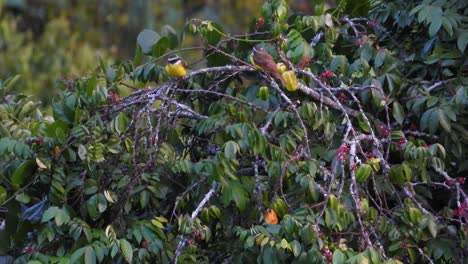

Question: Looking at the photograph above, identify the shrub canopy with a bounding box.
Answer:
[0,0,467,263]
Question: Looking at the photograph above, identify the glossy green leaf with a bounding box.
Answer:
[120,239,133,263]
[224,141,239,159]
[333,249,345,263]
[84,246,96,264]
[438,109,451,132]
[202,22,224,45]
[427,218,438,237]
[392,102,405,125]
[355,164,372,182]
[152,37,169,57]
[137,29,160,54]
[68,247,85,264]
[55,208,70,227]
[11,160,36,189]
[457,31,468,53]
[0,186,7,204]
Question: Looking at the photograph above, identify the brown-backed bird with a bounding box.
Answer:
[250,47,285,86]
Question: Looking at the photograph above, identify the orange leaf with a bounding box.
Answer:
[264,208,278,224]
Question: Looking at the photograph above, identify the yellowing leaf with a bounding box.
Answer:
[264,208,279,224]
[53,145,61,158]
[35,158,47,171]
[151,219,164,229]
[154,216,168,223]
[104,190,115,203]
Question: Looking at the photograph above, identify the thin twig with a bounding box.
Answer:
[173,181,217,264]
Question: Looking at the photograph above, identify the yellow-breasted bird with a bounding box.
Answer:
[165,55,187,78]
[250,47,285,86]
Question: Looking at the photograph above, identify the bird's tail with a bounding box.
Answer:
[273,72,286,86]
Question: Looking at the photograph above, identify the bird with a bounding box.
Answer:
[165,55,187,78]
[250,47,285,86]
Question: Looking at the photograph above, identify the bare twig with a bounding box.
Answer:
[173,181,218,264]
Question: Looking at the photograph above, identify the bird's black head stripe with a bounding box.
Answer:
[168,55,180,64]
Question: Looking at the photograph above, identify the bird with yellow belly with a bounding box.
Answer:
[165,55,187,78]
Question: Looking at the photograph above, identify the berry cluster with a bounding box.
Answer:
[337,145,349,160]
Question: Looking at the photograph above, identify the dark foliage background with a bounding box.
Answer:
[0,0,467,263]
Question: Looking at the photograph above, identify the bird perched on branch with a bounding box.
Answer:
[165,55,188,78]
[250,47,285,86]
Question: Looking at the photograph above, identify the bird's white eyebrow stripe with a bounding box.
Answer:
[168,56,180,63]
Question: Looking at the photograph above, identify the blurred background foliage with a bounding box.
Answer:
[0,0,467,262]
[0,0,285,106]
[0,0,333,106]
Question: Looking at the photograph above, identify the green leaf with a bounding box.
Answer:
[120,239,133,263]
[325,208,337,228]
[152,37,169,57]
[0,186,7,203]
[55,208,70,227]
[97,194,108,213]
[290,240,302,257]
[231,183,248,211]
[224,141,239,159]
[272,198,288,218]
[93,245,105,262]
[383,259,404,264]
[392,102,405,125]
[427,218,438,237]
[84,246,96,264]
[428,7,442,37]
[202,22,224,45]
[68,247,85,264]
[358,114,370,132]
[374,51,385,68]
[86,195,99,220]
[333,249,345,263]
[408,207,422,225]
[42,206,59,222]
[78,144,87,160]
[457,31,468,53]
[137,29,161,54]
[161,24,179,48]
[421,108,439,134]
[438,109,451,132]
[369,247,381,264]
[114,112,129,135]
[2,75,21,93]
[11,160,36,189]
[389,165,405,186]
[355,164,372,182]
[15,193,30,203]
[133,44,142,65]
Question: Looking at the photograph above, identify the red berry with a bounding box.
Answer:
[337,145,349,160]
[397,137,407,146]
[255,18,265,30]
[109,92,120,104]
[140,240,149,248]
[35,137,44,145]
[379,125,389,137]
[338,92,347,103]
[445,179,455,188]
